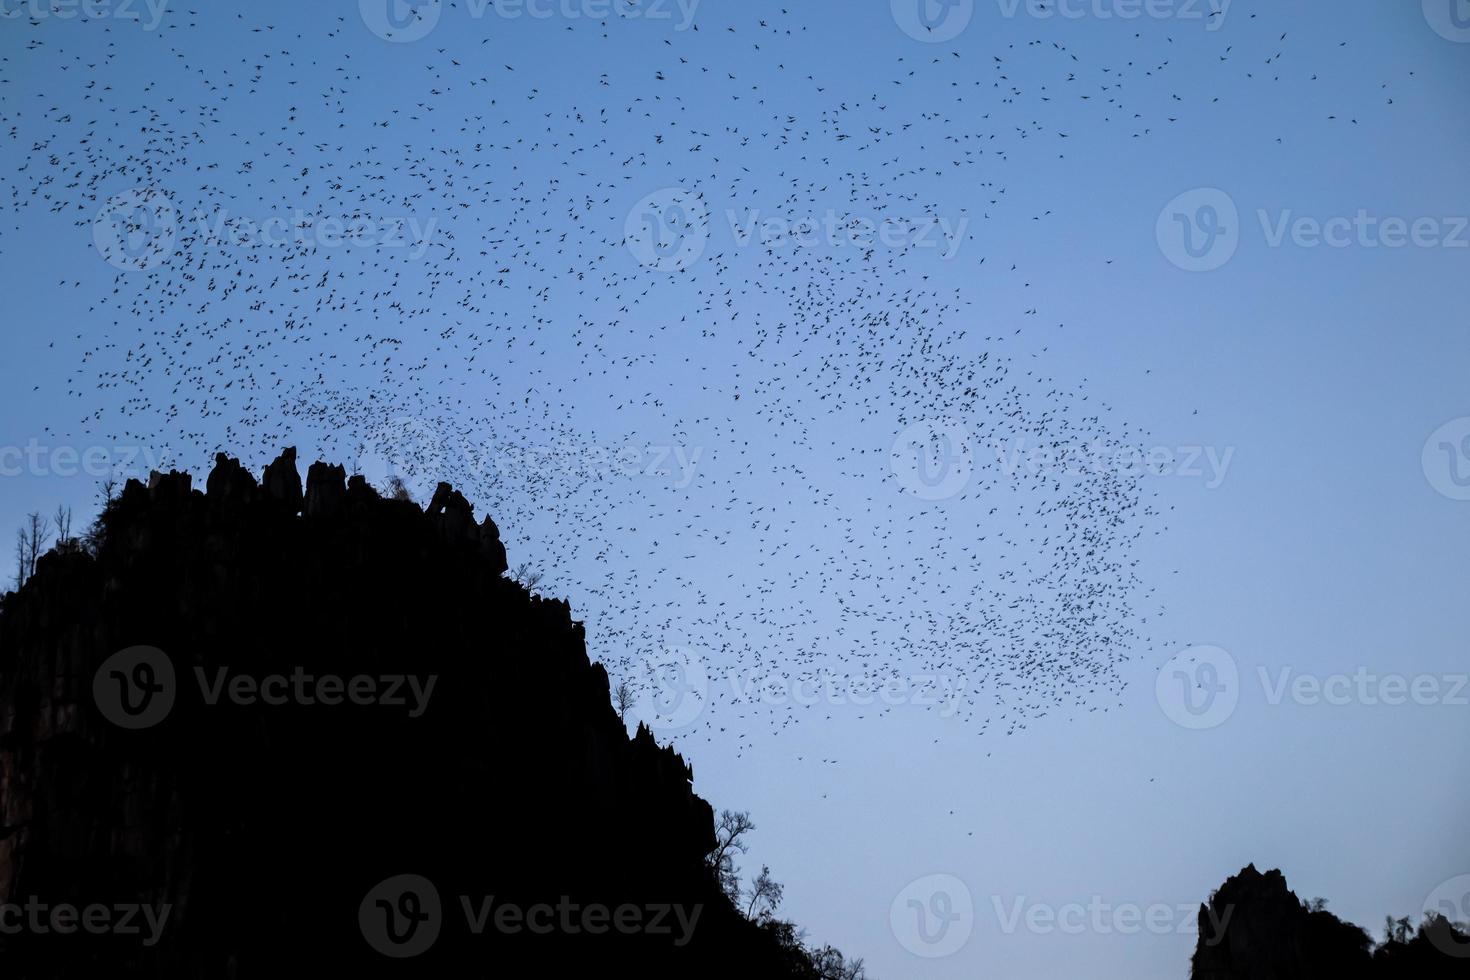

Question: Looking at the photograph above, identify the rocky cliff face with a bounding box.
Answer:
[1192,865,1470,980]
[0,451,809,977]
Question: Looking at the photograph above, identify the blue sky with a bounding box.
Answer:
[2,1,1469,976]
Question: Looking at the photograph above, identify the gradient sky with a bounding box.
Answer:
[2,1,1469,977]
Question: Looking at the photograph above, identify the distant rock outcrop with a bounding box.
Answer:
[0,450,820,977]
[1192,865,1470,980]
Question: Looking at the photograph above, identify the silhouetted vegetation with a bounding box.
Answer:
[704,808,868,978]
[380,473,415,502]
[1192,865,1470,979]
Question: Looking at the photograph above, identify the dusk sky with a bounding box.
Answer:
[2,1,1468,976]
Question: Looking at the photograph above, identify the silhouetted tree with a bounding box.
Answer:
[11,528,23,591]
[82,478,118,556]
[512,561,543,592]
[708,809,755,905]
[808,943,868,980]
[757,918,869,979]
[1383,915,1412,945]
[613,678,634,723]
[52,504,80,554]
[12,512,49,588]
[745,864,784,922]
[382,474,415,502]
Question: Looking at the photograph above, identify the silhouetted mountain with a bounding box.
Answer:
[1192,865,1470,980]
[0,450,851,977]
